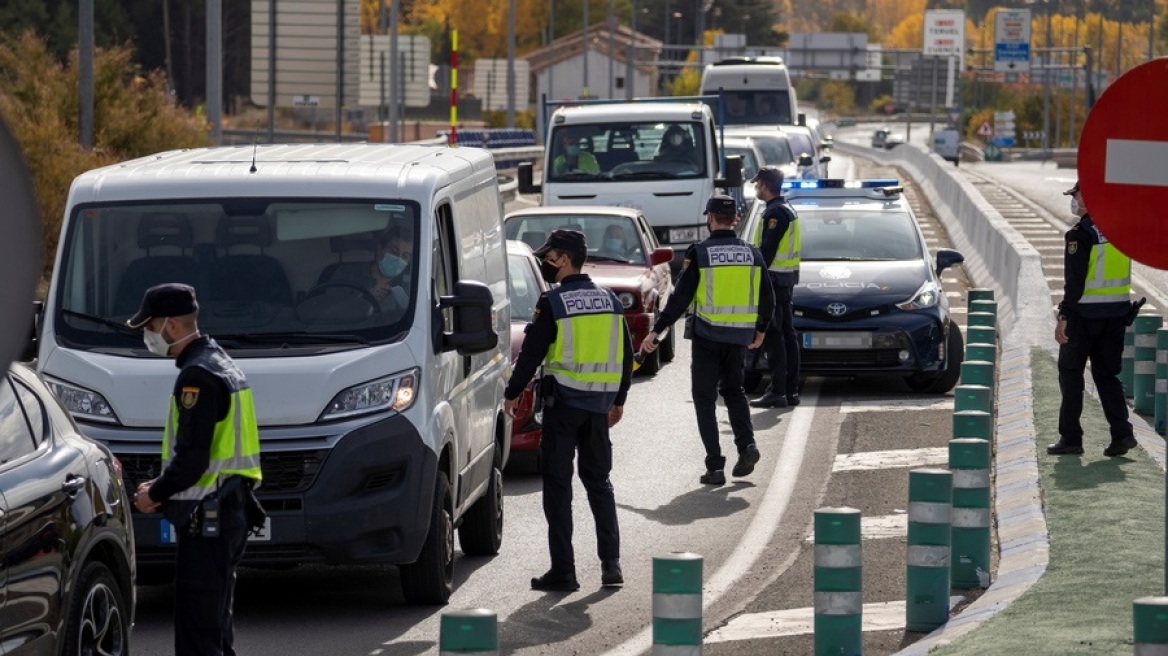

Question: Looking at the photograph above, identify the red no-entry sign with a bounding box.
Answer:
[1078,58,1168,269]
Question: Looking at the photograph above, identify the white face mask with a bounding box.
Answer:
[1070,196,1084,216]
[143,318,196,356]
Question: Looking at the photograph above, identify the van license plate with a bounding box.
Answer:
[802,331,873,349]
[668,227,708,244]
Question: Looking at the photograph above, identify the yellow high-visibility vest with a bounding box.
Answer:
[1081,226,1131,305]
[545,283,628,413]
[693,238,764,345]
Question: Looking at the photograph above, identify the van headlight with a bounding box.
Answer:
[896,282,940,311]
[44,377,120,424]
[320,368,419,421]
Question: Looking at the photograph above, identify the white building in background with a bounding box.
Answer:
[524,25,663,104]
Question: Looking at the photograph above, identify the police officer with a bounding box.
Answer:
[642,195,774,485]
[129,283,263,655]
[1047,181,1138,457]
[504,229,634,591]
[749,165,802,409]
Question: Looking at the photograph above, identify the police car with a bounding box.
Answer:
[739,179,966,393]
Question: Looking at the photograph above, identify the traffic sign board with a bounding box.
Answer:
[976,121,993,137]
[1078,59,1168,269]
[993,10,1031,73]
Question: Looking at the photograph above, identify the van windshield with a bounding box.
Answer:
[703,90,793,126]
[548,122,707,182]
[54,198,421,353]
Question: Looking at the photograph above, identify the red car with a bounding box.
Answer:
[504,206,675,374]
[505,240,551,470]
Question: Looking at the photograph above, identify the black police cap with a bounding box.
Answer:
[750,165,785,189]
[703,194,737,215]
[127,283,199,328]
[533,229,587,258]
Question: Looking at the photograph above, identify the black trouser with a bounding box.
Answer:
[174,487,248,656]
[1058,314,1133,444]
[764,282,800,396]
[541,402,620,575]
[692,336,755,471]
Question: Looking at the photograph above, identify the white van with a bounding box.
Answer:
[518,101,743,269]
[36,143,510,604]
[700,56,799,127]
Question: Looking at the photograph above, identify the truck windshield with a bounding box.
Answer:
[54,198,421,352]
[548,122,707,182]
[703,90,792,126]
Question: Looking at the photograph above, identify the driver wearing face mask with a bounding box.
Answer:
[552,132,600,176]
[599,224,630,259]
[365,228,412,308]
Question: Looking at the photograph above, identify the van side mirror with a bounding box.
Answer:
[20,300,42,363]
[650,248,674,266]
[935,248,965,276]
[439,281,498,355]
[716,155,744,188]
[518,162,541,195]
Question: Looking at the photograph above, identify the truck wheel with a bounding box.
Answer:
[659,325,676,363]
[400,471,454,604]
[459,448,504,556]
[62,561,129,656]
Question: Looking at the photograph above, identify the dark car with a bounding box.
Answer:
[0,363,134,655]
[505,240,551,471]
[504,205,676,375]
[739,179,966,393]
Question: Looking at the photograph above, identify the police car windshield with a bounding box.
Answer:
[504,214,647,265]
[548,122,707,182]
[798,211,923,261]
[54,198,421,353]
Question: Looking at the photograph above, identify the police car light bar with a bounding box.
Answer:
[781,178,902,199]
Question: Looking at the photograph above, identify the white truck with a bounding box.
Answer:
[518,99,744,269]
[699,56,799,128]
[34,143,511,604]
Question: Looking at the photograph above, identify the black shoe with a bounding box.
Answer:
[750,392,788,408]
[732,445,761,477]
[1104,436,1138,457]
[531,570,580,592]
[601,560,624,587]
[700,469,726,485]
[1046,440,1084,455]
[786,394,801,406]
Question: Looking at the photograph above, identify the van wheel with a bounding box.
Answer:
[659,325,676,363]
[400,472,454,604]
[459,448,504,556]
[63,561,129,656]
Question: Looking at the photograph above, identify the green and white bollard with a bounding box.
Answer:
[966,325,997,348]
[949,439,992,589]
[906,468,953,633]
[966,312,996,329]
[1123,323,1135,399]
[967,288,995,304]
[953,410,992,441]
[1134,597,1168,654]
[960,361,995,388]
[814,507,862,656]
[954,384,993,416]
[440,609,499,656]
[966,342,997,366]
[653,552,703,655]
[970,299,997,319]
[1134,315,1163,415]
[1157,328,1168,436]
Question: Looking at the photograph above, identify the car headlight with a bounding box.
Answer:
[617,292,638,311]
[44,377,120,424]
[896,282,941,311]
[320,368,419,421]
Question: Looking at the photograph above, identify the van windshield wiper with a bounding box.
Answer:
[213,332,369,346]
[61,309,140,336]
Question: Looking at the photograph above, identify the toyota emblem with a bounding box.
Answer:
[826,302,848,316]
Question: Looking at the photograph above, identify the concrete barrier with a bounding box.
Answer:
[834,141,1054,350]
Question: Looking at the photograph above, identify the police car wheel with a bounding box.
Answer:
[400,471,455,604]
[63,561,129,656]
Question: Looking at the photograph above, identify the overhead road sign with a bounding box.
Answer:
[923,10,966,66]
[993,9,1031,73]
[1078,59,1168,269]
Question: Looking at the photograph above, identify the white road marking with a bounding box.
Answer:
[1106,139,1168,187]
[705,597,965,643]
[803,513,907,542]
[833,447,949,472]
[601,382,820,656]
[839,398,953,413]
